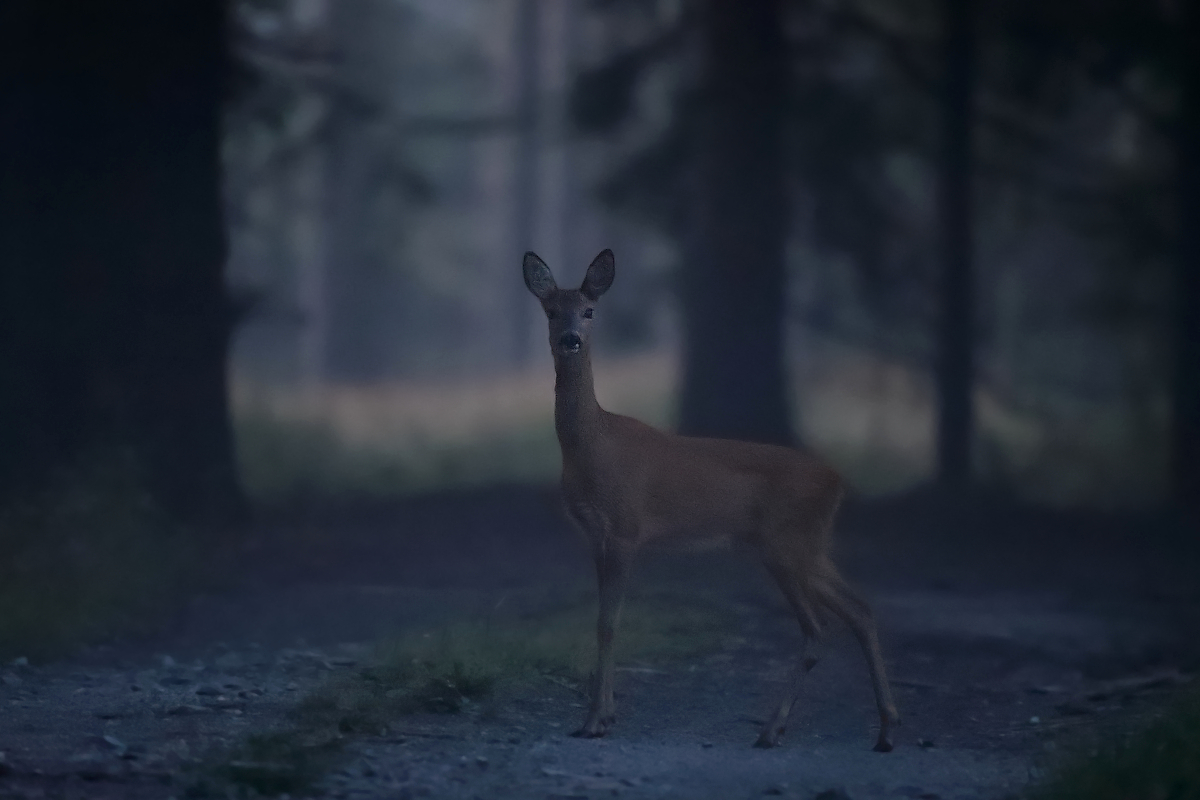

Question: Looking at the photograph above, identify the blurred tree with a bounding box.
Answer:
[986,0,1193,507]
[0,1,244,522]
[677,0,793,445]
[1174,0,1199,513]
[571,0,947,446]
[229,0,493,383]
[321,0,397,381]
[574,0,1192,504]
[574,0,858,446]
[512,0,542,366]
[935,0,976,487]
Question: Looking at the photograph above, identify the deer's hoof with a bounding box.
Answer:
[571,725,608,738]
[753,726,784,748]
[873,736,894,753]
[571,716,613,738]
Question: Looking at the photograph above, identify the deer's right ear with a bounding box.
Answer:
[523,252,557,301]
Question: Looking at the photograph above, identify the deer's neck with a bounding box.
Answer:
[553,351,601,453]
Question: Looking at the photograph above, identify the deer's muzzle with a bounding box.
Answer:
[558,332,582,354]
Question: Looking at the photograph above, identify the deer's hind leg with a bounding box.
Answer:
[754,555,824,748]
[813,569,900,752]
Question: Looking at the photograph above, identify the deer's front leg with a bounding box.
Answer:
[573,540,632,738]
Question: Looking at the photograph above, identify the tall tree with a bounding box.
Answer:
[0,1,244,521]
[678,0,792,445]
[321,1,380,381]
[1173,0,1200,513]
[935,0,976,487]
[512,0,542,366]
[990,0,1189,506]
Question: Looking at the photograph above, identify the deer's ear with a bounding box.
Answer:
[523,252,557,301]
[581,249,615,300]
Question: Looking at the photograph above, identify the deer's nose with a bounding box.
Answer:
[558,332,582,353]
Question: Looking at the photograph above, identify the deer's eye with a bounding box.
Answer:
[583,308,594,319]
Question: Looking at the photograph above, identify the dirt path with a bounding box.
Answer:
[1,487,1196,800]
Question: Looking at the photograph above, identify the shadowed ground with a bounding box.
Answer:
[0,486,1196,799]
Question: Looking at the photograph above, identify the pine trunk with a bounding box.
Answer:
[935,0,976,488]
[0,1,244,522]
[1172,0,1200,512]
[678,0,792,446]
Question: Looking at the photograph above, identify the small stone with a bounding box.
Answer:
[701,741,713,748]
[214,652,244,670]
[1029,716,1041,724]
[917,738,935,749]
[161,655,176,668]
[11,657,29,668]
[285,682,300,692]
[475,755,488,769]
[102,735,128,757]
[71,752,121,781]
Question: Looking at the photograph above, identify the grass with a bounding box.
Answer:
[231,354,673,503]
[0,450,207,661]
[232,345,1169,509]
[234,410,563,501]
[198,731,346,798]
[198,594,735,797]
[1028,689,1200,800]
[296,593,734,732]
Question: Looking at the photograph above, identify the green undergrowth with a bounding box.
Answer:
[0,451,209,661]
[1028,687,1200,800]
[198,594,735,797]
[297,594,734,732]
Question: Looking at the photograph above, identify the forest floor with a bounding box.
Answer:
[1,486,1198,800]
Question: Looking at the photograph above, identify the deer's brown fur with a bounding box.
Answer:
[524,249,900,752]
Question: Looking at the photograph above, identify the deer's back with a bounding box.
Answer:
[563,411,843,549]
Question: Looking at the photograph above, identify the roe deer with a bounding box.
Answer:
[523,249,900,752]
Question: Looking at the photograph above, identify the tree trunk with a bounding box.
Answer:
[678,0,792,446]
[321,0,391,382]
[1172,0,1200,513]
[512,0,542,366]
[935,0,976,488]
[0,1,244,522]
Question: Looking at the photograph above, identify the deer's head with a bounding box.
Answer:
[523,249,614,359]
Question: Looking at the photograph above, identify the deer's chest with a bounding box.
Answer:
[560,459,627,540]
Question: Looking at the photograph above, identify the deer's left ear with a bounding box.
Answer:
[581,249,615,301]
